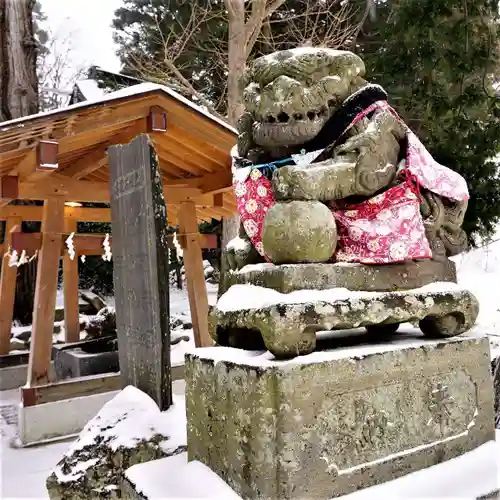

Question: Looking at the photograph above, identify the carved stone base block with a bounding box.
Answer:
[210,283,479,358]
[186,336,495,500]
[228,260,457,293]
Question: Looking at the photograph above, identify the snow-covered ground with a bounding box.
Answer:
[1,239,500,499]
[453,238,500,357]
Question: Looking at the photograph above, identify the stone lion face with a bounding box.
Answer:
[240,48,366,150]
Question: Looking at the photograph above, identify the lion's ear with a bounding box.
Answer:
[350,76,368,93]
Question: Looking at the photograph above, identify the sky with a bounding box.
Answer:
[41,0,122,75]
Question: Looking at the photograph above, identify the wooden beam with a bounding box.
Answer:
[153,140,214,176]
[178,201,212,348]
[0,218,21,355]
[0,205,110,223]
[27,198,65,386]
[20,364,185,407]
[63,206,110,223]
[11,149,36,180]
[0,176,19,204]
[163,169,232,194]
[18,173,221,205]
[61,122,148,180]
[0,351,30,369]
[19,174,110,202]
[10,231,218,256]
[63,218,80,343]
[61,147,107,180]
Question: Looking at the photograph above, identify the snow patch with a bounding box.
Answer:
[227,236,250,252]
[64,386,186,457]
[75,79,105,101]
[126,453,242,499]
[340,430,500,500]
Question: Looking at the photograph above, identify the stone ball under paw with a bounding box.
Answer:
[262,200,337,264]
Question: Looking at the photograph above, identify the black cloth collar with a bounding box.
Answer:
[303,84,388,154]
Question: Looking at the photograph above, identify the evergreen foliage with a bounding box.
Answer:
[358,0,500,239]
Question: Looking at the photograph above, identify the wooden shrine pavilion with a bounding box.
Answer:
[0,83,237,395]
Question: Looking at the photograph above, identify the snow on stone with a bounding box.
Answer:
[126,453,242,500]
[63,386,186,459]
[191,330,487,369]
[227,236,251,252]
[216,281,464,313]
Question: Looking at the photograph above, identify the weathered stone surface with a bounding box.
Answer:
[492,355,499,428]
[186,336,495,500]
[211,283,479,358]
[53,346,119,379]
[46,386,186,500]
[262,201,337,264]
[228,260,457,293]
[240,49,365,151]
[108,134,172,410]
[272,158,360,201]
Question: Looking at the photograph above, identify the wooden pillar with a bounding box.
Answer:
[178,201,212,347]
[63,217,79,343]
[0,217,21,355]
[26,198,65,386]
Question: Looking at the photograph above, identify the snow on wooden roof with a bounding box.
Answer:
[0,83,237,224]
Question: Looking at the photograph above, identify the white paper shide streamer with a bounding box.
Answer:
[102,233,112,261]
[173,231,183,261]
[17,250,29,266]
[8,249,18,267]
[291,148,325,168]
[66,232,76,260]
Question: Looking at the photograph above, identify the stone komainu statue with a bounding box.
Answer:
[213,48,479,358]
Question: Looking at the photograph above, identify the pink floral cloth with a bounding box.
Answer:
[232,100,469,263]
[333,181,431,264]
[234,168,274,259]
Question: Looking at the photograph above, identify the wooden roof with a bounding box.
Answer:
[0,83,238,224]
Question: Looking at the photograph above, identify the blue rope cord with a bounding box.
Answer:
[251,157,292,179]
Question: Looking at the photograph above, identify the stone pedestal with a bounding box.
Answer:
[185,335,495,499]
[53,345,119,379]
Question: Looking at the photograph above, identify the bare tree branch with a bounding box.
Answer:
[127,0,363,124]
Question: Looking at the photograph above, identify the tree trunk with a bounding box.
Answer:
[219,0,247,297]
[0,0,38,120]
[0,0,39,325]
[226,0,246,125]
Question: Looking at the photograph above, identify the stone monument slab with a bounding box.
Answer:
[186,335,495,499]
[108,134,171,410]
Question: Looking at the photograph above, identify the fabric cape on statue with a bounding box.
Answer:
[232,86,469,264]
